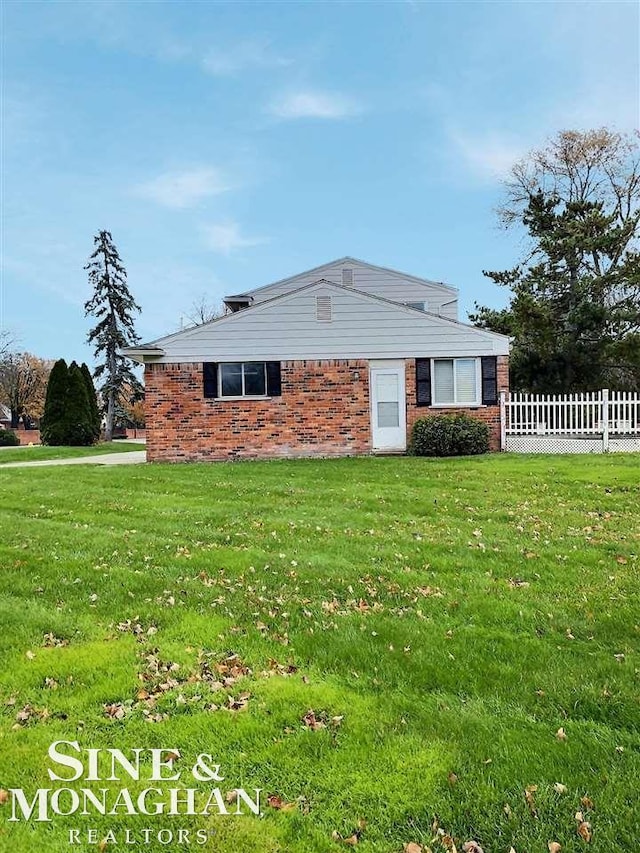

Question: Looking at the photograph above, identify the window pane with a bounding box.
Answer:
[455,359,477,403]
[376,373,398,403]
[244,362,266,396]
[433,360,454,404]
[220,363,242,396]
[378,402,399,428]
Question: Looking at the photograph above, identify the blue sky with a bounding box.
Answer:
[3,0,638,365]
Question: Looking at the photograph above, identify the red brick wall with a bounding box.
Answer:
[16,429,41,445]
[145,356,509,461]
[405,356,509,451]
[145,360,371,462]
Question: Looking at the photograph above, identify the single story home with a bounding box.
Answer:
[124,257,510,462]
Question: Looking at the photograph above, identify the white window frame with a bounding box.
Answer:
[218,362,268,399]
[430,358,482,407]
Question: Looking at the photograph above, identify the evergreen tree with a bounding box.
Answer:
[80,361,102,441]
[67,361,94,446]
[41,359,70,445]
[40,359,97,445]
[84,231,141,440]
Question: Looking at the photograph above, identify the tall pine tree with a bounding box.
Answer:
[84,231,141,440]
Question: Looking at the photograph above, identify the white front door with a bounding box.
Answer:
[370,360,407,451]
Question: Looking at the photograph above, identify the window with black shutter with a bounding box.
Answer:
[203,362,218,398]
[481,356,498,405]
[416,358,431,406]
[204,361,281,399]
[266,362,282,396]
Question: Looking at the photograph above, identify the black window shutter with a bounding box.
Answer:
[266,362,282,396]
[203,362,218,398]
[481,356,498,405]
[416,358,431,406]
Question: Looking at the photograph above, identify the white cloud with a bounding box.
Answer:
[448,130,527,181]
[201,221,266,255]
[202,38,289,76]
[134,168,231,209]
[268,90,361,120]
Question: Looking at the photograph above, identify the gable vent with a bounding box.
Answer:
[342,268,353,287]
[316,295,332,321]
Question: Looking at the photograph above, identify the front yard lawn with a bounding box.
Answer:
[0,442,145,464]
[0,455,637,852]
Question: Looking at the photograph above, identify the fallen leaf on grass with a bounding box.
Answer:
[577,821,592,842]
[553,783,568,794]
[43,632,68,647]
[266,794,297,812]
[581,795,594,810]
[303,709,326,731]
[462,842,484,853]
[404,844,423,853]
[226,692,250,712]
[104,702,128,720]
[0,790,9,805]
[556,727,567,741]
[525,785,538,816]
[548,843,561,853]
[14,704,49,726]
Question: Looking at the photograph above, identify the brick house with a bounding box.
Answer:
[124,258,510,462]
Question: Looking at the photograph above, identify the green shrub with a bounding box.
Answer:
[410,413,490,457]
[41,359,96,446]
[0,430,20,447]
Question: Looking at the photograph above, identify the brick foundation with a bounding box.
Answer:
[145,356,509,462]
[405,356,509,451]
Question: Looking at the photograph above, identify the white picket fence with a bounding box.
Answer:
[500,390,640,453]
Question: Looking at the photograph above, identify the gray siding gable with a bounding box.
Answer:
[224,256,460,320]
[130,279,508,363]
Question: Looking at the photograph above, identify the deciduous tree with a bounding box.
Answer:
[0,351,52,428]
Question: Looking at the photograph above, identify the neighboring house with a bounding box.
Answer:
[124,257,510,462]
[0,404,11,430]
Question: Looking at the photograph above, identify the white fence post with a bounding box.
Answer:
[500,391,507,451]
[602,388,609,452]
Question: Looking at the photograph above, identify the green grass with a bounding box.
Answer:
[0,442,145,464]
[0,454,638,852]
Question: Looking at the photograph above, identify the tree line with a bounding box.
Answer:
[471,128,639,393]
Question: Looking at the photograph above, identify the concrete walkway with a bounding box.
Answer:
[0,450,147,469]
